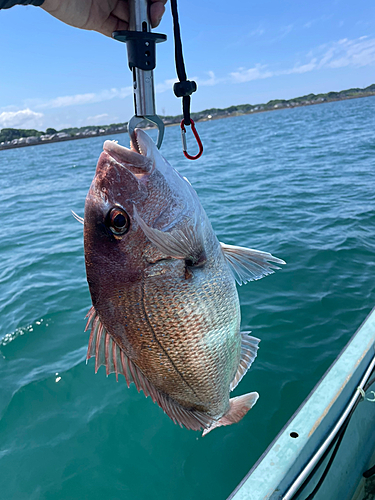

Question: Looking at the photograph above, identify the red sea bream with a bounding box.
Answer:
[83,129,285,435]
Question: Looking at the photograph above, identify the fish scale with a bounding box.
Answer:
[83,129,285,433]
[105,284,183,390]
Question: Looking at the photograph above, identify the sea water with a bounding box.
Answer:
[1,96,375,500]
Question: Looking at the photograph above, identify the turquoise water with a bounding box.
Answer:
[1,97,375,500]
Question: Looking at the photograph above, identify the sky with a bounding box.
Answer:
[0,0,374,131]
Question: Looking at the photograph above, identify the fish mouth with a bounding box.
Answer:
[130,129,143,155]
[103,130,152,175]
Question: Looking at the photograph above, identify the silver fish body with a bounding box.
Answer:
[83,129,285,434]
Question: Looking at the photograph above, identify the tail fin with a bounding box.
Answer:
[202,392,259,436]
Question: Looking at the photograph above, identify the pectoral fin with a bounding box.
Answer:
[221,242,285,285]
[133,205,204,262]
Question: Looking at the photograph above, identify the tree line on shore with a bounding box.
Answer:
[1,84,374,146]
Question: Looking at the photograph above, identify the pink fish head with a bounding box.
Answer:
[84,129,206,309]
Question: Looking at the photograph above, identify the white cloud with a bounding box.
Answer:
[228,36,375,84]
[250,27,265,37]
[35,87,133,109]
[317,46,336,68]
[303,15,332,29]
[196,71,219,87]
[324,36,375,68]
[155,78,177,94]
[43,93,97,108]
[230,64,274,83]
[155,71,220,93]
[267,24,294,44]
[85,113,110,124]
[0,108,44,128]
[283,59,318,75]
[280,24,294,37]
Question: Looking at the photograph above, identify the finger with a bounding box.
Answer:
[98,16,129,37]
[111,0,130,23]
[150,2,166,28]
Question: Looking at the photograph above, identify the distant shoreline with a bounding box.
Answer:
[196,92,375,122]
[1,85,374,151]
[0,129,125,150]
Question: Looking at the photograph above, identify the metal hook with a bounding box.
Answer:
[180,119,203,160]
[128,115,165,149]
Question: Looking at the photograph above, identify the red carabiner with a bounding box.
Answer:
[180,119,203,160]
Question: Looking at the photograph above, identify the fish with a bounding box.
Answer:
[83,129,285,435]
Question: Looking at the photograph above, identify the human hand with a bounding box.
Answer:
[41,0,167,37]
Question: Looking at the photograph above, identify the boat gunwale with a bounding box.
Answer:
[228,305,375,500]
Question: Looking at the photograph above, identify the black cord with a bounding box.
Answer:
[304,414,350,500]
[361,374,375,479]
[170,0,197,126]
[170,0,186,82]
[363,464,375,479]
[364,375,375,392]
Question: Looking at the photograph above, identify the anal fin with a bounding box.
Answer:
[202,392,259,436]
[85,306,214,431]
[230,333,260,391]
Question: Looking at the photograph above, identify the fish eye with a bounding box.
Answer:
[107,207,130,235]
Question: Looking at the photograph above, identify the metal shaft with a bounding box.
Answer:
[129,0,157,118]
[128,0,149,31]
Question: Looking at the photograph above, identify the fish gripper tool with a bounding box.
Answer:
[113,0,167,149]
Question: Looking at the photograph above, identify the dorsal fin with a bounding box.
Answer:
[220,242,285,285]
[230,333,260,391]
[85,307,214,431]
